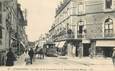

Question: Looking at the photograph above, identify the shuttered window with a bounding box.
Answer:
[0,14,2,24]
[0,28,2,39]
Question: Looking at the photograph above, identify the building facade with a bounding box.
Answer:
[86,0,115,57]
[49,0,115,58]
[49,0,79,57]
[0,0,28,66]
[16,4,28,55]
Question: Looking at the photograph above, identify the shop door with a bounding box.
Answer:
[83,44,91,56]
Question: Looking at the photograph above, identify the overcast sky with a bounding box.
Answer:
[18,0,63,41]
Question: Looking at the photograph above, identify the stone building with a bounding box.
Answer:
[0,0,18,65]
[0,0,28,66]
[49,0,79,57]
[16,4,28,55]
[86,0,115,57]
[49,0,115,58]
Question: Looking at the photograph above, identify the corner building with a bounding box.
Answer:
[49,0,115,58]
[86,0,115,57]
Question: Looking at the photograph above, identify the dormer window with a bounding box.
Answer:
[105,0,112,9]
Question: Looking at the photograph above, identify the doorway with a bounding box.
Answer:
[102,47,113,57]
[83,44,91,56]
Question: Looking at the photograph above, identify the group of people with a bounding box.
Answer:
[6,48,34,66]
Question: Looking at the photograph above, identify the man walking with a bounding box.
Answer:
[28,48,34,64]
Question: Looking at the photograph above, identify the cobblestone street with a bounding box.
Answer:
[10,54,115,71]
[1,0,115,71]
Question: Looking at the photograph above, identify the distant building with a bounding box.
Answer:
[35,34,47,49]
[49,0,78,57]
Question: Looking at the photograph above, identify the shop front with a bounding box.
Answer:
[96,40,115,57]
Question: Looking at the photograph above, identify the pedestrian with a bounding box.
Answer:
[6,48,16,66]
[39,48,44,59]
[77,47,82,58]
[24,50,30,65]
[112,48,115,65]
[89,47,93,58]
[28,48,34,64]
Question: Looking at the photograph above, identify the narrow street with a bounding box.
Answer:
[1,0,115,71]
[33,57,88,67]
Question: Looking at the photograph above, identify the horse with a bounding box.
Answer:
[35,49,45,59]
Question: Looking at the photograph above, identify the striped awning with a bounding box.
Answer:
[20,41,25,48]
[55,42,60,47]
[58,41,66,48]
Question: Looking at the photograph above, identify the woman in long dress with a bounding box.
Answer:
[6,48,16,66]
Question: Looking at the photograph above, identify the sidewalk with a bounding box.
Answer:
[72,57,112,65]
[14,54,43,66]
[14,54,26,66]
[58,56,113,65]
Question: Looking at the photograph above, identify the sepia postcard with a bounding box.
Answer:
[0,0,115,71]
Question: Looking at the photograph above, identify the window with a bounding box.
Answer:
[105,0,112,9]
[67,8,69,16]
[79,26,83,34]
[0,2,2,11]
[78,3,84,14]
[77,20,86,38]
[0,28,2,39]
[0,14,2,24]
[72,7,77,15]
[104,18,113,37]
[78,21,84,34]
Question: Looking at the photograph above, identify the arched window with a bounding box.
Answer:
[104,18,113,37]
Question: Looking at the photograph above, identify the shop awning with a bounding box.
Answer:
[20,41,25,48]
[82,39,90,43]
[55,42,60,47]
[58,41,66,48]
[96,40,115,47]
